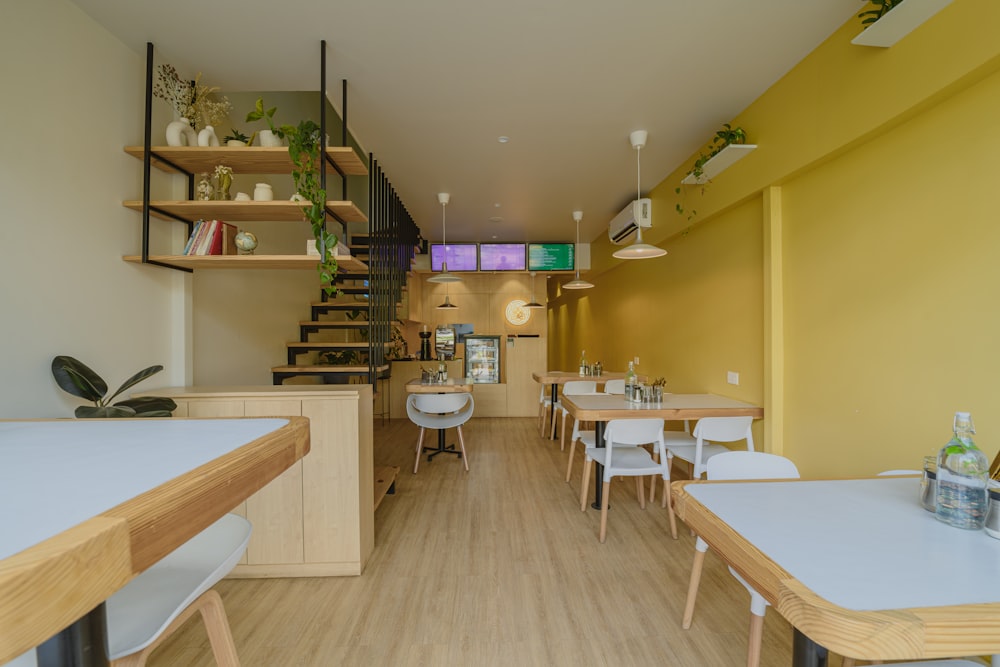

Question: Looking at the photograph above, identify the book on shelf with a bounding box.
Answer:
[182,220,204,255]
[183,220,238,255]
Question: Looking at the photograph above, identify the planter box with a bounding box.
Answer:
[851,0,953,47]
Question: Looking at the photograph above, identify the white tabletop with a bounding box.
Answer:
[687,477,1000,611]
[0,418,289,561]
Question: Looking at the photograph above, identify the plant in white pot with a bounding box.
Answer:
[246,98,284,147]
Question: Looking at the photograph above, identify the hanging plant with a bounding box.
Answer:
[280,119,339,297]
[858,0,902,26]
[675,123,748,221]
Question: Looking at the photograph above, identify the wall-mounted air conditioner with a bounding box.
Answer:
[608,198,652,245]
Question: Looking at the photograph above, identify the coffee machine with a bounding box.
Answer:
[419,328,433,360]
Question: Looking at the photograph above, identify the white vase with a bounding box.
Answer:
[253,183,274,201]
[165,118,198,146]
[197,125,220,147]
[258,130,283,147]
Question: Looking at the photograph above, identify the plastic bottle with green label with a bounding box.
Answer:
[935,411,988,530]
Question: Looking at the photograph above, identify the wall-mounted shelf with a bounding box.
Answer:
[123,254,368,272]
[851,0,952,47]
[681,144,758,185]
[124,146,368,176]
[123,200,367,224]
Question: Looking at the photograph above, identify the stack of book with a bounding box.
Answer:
[182,220,238,255]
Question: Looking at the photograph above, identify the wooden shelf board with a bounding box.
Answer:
[123,254,367,272]
[681,144,758,185]
[286,342,392,349]
[124,200,367,224]
[272,364,390,374]
[124,146,368,176]
[298,321,370,328]
[851,0,952,47]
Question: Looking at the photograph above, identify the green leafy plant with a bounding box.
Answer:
[246,98,280,135]
[858,0,901,26]
[675,123,748,221]
[51,356,177,418]
[281,118,339,296]
[223,128,252,144]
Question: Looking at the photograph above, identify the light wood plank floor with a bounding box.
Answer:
[149,416,823,666]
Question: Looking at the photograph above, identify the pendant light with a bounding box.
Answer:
[563,211,594,290]
[613,130,667,260]
[436,292,458,309]
[428,192,462,283]
[524,271,545,309]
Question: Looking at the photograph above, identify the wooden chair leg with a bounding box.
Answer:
[661,473,678,539]
[537,401,545,436]
[560,414,571,451]
[565,437,578,483]
[649,450,660,503]
[599,480,611,542]
[456,426,469,471]
[681,548,707,629]
[413,427,425,474]
[635,477,646,509]
[747,611,764,667]
[110,590,239,667]
[580,458,592,511]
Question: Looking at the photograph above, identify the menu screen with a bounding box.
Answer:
[479,243,526,271]
[528,243,575,271]
[430,244,478,271]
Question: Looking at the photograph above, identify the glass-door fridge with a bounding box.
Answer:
[464,335,501,383]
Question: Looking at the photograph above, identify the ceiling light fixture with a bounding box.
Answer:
[524,271,545,309]
[613,130,667,260]
[563,211,594,290]
[436,294,459,310]
[428,192,462,283]
[498,136,509,143]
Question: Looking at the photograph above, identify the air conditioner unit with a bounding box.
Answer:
[608,198,652,245]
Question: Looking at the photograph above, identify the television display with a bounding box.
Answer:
[528,243,575,271]
[479,243,526,271]
[430,243,478,272]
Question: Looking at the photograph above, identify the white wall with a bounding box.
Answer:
[0,0,185,418]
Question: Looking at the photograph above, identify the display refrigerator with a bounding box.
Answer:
[464,335,501,383]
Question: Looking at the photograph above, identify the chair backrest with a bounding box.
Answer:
[604,418,666,447]
[412,392,472,414]
[562,380,597,396]
[706,451,800,481]
[693,416,755,449]
[603,379,625,395]
[407,392,475,429]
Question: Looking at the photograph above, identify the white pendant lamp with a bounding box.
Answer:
[524,271,545,308]
[563,211,594,290]
[613,130,667,260]
[428,192,462,283]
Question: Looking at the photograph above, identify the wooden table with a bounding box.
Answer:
[531,370,630,439]
[0,417,310,666]
[672,476,1000,666]
[405,378,474,461]
[559,393,763,508]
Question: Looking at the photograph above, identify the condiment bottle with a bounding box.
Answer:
[935,411,988,530]
[579,350,587,376]
[625,360,638,403]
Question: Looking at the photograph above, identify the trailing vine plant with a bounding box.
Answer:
[280,119,339,297]
[675,123,748,222]
[858,0,901,26]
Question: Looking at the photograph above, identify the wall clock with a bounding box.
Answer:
[504,299,530,326]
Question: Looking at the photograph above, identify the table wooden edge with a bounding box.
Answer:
[671,478,1000,660]
[0,416,310,663]
[559,395,764,421]
[405,380,473,393]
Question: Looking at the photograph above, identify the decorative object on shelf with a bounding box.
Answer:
[213,164,233,200]
[223,128,253,147]
[504,299,530,326]
[196,173,213,201]
[614,130,666,260]
[165,117,198,146]
[234,192,250,201]
[676,123,755,220]
[246,98,284,147]
[152,64,231,131]
[281,118,338,297]
[197,124,220,147]
[50,355,177,418]
[290,192,306,202]
[851,0,952,47]
[563,211,594,289]
[428,193,462,284]
[253,183,274,201]
[234,230,258,255]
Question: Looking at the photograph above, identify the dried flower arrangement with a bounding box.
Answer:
[152,64,232,130]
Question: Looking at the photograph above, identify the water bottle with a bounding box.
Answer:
[579,350,587,376]
[624,360,638,403]
[935,411,988,530]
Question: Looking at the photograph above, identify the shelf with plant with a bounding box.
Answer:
[675,123,755,221]
[123,145,368,176]
[851,0,953,47]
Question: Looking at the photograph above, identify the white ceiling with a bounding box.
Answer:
[71,0,862,244]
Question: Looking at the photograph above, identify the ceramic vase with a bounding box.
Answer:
[165,118,198,146]
[253,183,274,202]
[197,125,220,147]
[258,130,283,147]
[215,173,232,200]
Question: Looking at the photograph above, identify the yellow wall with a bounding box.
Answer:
[552,0,1000,476]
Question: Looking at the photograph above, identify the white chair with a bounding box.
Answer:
[537,383,552,436]
[558,380,597,451]
[664,415,755,482]
[602,379,625,394]
[406,392,474,473]
[681,451,798,667]
[10,514,252,667]
[578,418,676,543]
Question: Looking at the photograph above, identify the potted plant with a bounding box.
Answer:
[246,98,284,147]
[675,123,749,220]
[280,119,339,296]
[51,355,177,418]
[858,0,901,26]
[222,128,255,147]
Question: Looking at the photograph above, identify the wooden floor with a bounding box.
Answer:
[149,416,818,666]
